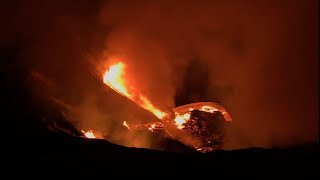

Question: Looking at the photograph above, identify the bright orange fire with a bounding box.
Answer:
[103,62,131,97]
[172,104,232,129]
[81,130,96,139]
[200,105,218,113]
[148,123,156,131]
[174,112,191,129]
[103,61,167,120]
[123,121,164,132]
[138,96,167,119]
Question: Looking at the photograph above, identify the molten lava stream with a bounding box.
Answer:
[102,61,168,120]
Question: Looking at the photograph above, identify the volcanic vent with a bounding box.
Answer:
[71,60,232,152]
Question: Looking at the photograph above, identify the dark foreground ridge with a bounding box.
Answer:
[10,126,319,178]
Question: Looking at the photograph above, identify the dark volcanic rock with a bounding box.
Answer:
[11,128,319,178]
[182,110,227,150]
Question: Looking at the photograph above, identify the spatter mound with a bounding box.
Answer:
[124,102,232,152]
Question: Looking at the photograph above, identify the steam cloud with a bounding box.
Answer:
[2,0,318,150]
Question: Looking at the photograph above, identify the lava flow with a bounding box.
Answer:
[103,62,167,120]
[81,60,232,153]
[174,112,191,129]
[123,121,164,132]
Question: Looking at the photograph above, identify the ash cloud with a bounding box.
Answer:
[2,0,318,149]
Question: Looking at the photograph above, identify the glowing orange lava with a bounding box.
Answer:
[81,130,96,139]
[174,112,191,129]
[123,121,130,129]
[103,61,167,120]
[199,105,218,113]
[103,62,131,97]
[139,96,167,119]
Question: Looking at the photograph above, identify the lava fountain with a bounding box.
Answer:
[103,62,168,120]
[82,61,232,152]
